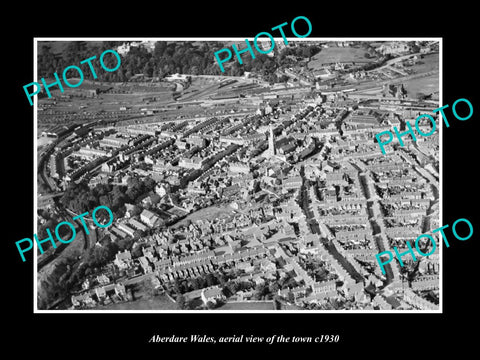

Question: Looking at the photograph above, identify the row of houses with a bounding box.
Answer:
[321,214,369,226]
[382,198,430,208]
[156,260,215,282]
[212,246,269,266]
[318,243,361,287]
[411,275,439,291]
[372,294,394,310]
[403,288,438,310]
[113,243,270,281]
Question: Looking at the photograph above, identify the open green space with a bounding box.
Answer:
[308,46,375,69]
[217,301,275,310]
[97,293,177,310]
[403,75,439,97]
[408,53,438,74]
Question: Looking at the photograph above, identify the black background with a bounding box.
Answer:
[5,3,478,356]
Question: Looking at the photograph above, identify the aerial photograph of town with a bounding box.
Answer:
[35,39,440,311]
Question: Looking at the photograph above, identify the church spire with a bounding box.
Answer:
[268,125,276,157]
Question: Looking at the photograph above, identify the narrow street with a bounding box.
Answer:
[358,170,394,284]
[298,166,363,283]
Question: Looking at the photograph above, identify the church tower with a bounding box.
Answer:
[268,125,276,157]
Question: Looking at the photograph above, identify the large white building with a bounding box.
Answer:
[140,209,160,227]
[75,147,110,159]
[377,42,411,56]
[116,41,155,55]
[99,135,130,148]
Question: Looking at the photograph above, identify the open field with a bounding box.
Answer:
[409,52,438,74]
[400,53,439,97]
[217,301,275,310]
[308,46,375,69]
[37,135,55,148]
[403,75,439,97]
[96,293,177,310]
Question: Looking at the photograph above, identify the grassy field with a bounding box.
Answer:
[37,135,55,148]
[217,301,275,310]
[403,75,439,97]
[308,46,375,69]
[402,53,439,96]
[97,293,177,310]
[409,53,439,74]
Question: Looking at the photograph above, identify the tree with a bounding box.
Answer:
[295,47,304,57]
[130,205,142,217]
[85,241,118,268]
[143,62,154,77]
[287,292,295,303]
[407,41,420,53]
[268,282,280,294]
[38,182,51,194]
[176,294,186,309]
[206,300,217,309]
[190,277,201,290]
[99,194,113,210]
[197,276,207,289]
[302,46,313,58]
[416,92,427,100]
[117,237,134,252]
[173,278,184,295]
[131,244,144,258]
[143,177,157,191]
[206,273,218,287]
[185,298,198,310]
[254,284,265,300]
[223,281,237,297]
[150,194,161,204]
[154,42,167,59]
[94,183,112,197]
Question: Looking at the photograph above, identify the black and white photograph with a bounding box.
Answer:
[6,5,479,355]
[33,38,441,313]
